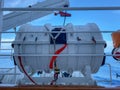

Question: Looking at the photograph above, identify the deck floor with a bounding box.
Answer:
[0,85,120,90]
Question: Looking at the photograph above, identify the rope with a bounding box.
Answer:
[50,73,58,85]
[18,56,38,85]
[63,11,67,26]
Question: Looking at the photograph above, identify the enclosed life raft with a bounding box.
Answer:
[12,23,105,76]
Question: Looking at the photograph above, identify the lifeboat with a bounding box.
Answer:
[12,23,106,85]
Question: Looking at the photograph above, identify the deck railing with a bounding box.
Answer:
[0,5,120,86]
[0,31,115,86]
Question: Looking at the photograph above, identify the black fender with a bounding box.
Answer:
[101,43,107,66]
[101,53,106,66]
[111,48,120,61]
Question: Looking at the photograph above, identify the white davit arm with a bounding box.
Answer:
[3,0,69,31]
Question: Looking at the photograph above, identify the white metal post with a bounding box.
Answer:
[0,0,3,49]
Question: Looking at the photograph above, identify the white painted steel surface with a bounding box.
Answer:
[3,0,69,31]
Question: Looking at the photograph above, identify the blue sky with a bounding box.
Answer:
[2,0,120,52]
[3,0,120,30]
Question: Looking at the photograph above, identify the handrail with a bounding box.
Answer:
[0,2,118,86]
[0,73,20,75]
[1,7,120,11]
[0,31,116,33]
[0,37,114,85]
[0,53,116,56]
[0,48,18,85]
[96,63,112,85]
[0,53,119,57]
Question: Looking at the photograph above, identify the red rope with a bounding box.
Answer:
[18,56,38,85]
[50,73,58,85]
[49,44,67,69]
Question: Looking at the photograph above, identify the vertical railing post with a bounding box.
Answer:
[0,0,3,49]
[105,63,112,85]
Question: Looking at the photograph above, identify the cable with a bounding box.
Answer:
[63,11,67,26]
[18,56,38,85]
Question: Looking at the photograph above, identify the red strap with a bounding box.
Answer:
[49,44,67,69]
[59,11,71,17]
[18,56,37,85]
[54,11,71,17]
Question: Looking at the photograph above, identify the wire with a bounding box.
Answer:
[63,10,67,26]
[18,56,38,85]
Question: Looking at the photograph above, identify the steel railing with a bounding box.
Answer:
[0,31,114,86]
[0,5,118,86]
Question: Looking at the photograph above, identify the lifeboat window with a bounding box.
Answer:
[50,28,67,44]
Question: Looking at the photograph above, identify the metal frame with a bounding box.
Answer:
[95,63,112,85]
[0,31,114,86]
[0,31,116,33]
[0,1,119,86]
[1,7,120,11]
